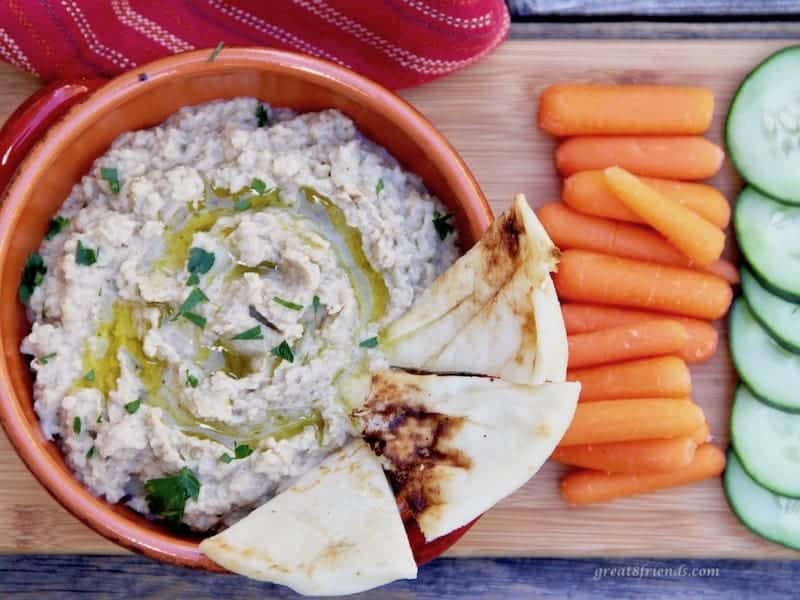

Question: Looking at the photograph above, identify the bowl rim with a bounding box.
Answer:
[0,46,493,570]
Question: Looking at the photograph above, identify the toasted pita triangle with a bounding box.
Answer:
[357,371,580,542]
[200,439,417,595]
[383,195,564,384]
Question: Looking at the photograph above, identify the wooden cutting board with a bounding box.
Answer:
[0,39,795,558]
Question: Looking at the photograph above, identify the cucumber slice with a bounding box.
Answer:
[735,186,800,301]
[731,385,800,497]
[741,267,800,353]
[725,451,800,552]
[726,45,800,204]
[729,298,800,413]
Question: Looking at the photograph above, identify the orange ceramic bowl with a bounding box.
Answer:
[0,48,492,570]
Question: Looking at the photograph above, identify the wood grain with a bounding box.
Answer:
[3,555,800,599]
[508,0,800,15]
[0,39,796,558]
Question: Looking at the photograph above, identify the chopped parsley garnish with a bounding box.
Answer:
[19,252,46,303]
[96,414,103,424]
[359,336,379,349]
[38,352,57,365]
[270,340,294,363]
[219,453,233,464]
[208,41,224,63]
[100,167,120,193]
[186,247,215,283]
[45,216,71,240]
[256,103,270,127]
[144,467,201,525]
[182,311,207,329]
[433,210,455,241]
[125,399,141,414]
[234,443,254,459]
[76,240,98,266]
[84,370,95,382]
[251,178,267,194]
[376,178,384,194]
[233,198,251,211]
[186,371,199,388]
[273,296,303,311]
[177,287,208,315]
[73,416,82,434]
[86,446,95,459]
[232,326,263,341]
[312,295,321,315]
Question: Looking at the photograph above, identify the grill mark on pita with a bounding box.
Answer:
[482,209,522,276]
[356,374,471,522]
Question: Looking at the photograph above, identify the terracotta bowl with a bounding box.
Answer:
[0,48,492,570]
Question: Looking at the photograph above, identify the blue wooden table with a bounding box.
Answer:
[4,2,799,598]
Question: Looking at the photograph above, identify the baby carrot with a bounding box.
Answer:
[555,136,725,180]
[559,398,704,446]
[560,444,726,505]
[537,202,737,283]
[561,304,718,364]
[567,320,688,368]
[691,422,711,445]
[551,436,698,473]
[568,356,691,402]
[554,250,733,320]
[538,84,714,136]
[562,170,730,229]
[604,167,725,267]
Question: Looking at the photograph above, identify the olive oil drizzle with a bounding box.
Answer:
[300,187,389,323]
[74,183,382,451]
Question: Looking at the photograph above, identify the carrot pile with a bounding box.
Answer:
[537,83,731,505]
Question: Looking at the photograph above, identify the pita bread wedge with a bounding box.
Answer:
[355,370,580,542]
[383,194,566,384]
[200,439,417,595]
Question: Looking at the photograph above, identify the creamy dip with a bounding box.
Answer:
[20,98,458,530]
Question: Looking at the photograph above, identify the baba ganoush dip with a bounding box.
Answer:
[20,98,459,530]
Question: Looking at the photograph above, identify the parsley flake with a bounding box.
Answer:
[125,399,141,414]
[270,340,294,363]
[144,467,201,525]
[233,326,263,341]
[19,252,46,303]
[251,178,267,194]
[433,210,455,241]
[220,453,233,464]
[45,216,71,240]
[273,296,303,311]
[177,287,208,316]
[234,198,251,211]
[182,311,207,329]
[186,371,199,388]
[312,295,321,315]
[100,167,120,193]
[234,443,254,459]
[208,41,224,63]
[39,352,57,365]
[256,103,270,127]
[76,240,98,266]
[359,336,379,349]
[187,247,215,281]
[186,273,200,286]
[376,178,384,194]
[86,446,95,459]
[73,416,82,434]
[84,369,96,382]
